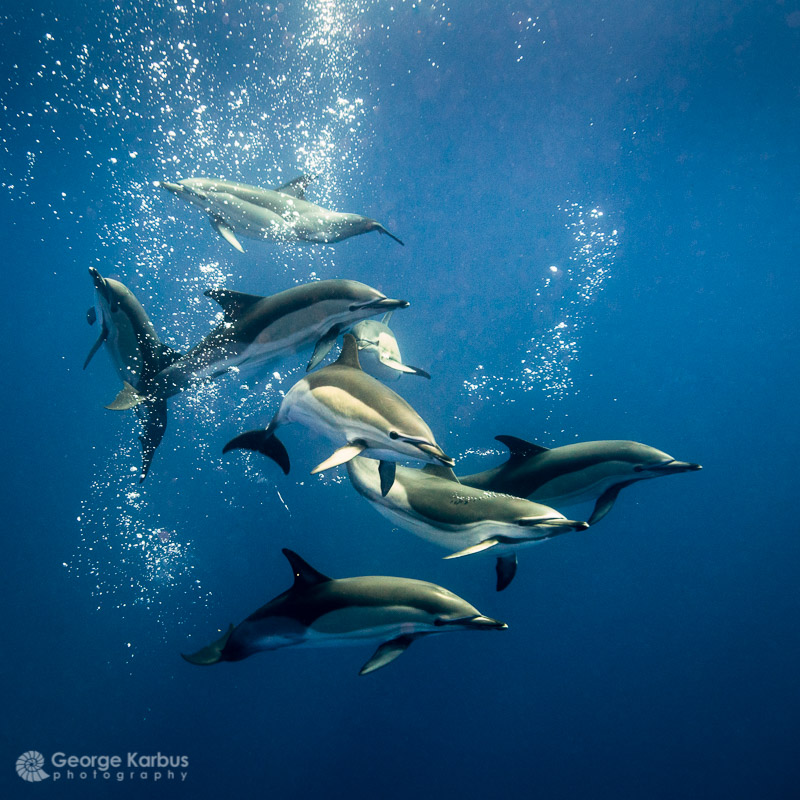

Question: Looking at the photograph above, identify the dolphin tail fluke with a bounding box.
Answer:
[181,624,234,666]
[135,397,168,483]
[496,553,518,592]
[359,634,421,676]
[444,538,500,560]
[106,381,146,411]
[223,428,291,475]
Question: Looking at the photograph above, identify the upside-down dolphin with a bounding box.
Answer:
[346,458,589,590]
[83,267,182,481]
[182,548,507,675]
[224,334,452,495]
[351,310,430,382]
[459,436,702,525]
[159,175,404,251]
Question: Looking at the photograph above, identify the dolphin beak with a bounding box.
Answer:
[157,181,184,195]
[415,442,455,467]
[465,616,508,630]
[636,460,702,475]
[516,517,589,538]
[354,298,410,312]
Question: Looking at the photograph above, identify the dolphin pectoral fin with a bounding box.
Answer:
[378,460,396,496]
[136,397,168,483]
[223,428,291,474]
[311,442,366,474]
[211,218,244,252]
[496,553,518,592]
[444,539,501,560]
[380,310,394,325]
[106,381,146,411]
[83,326,108,370]
[181,624,234,666]
[307,326,341,371]
[86,306,97,325]
[589,481,635,525]
[359,634,420,676]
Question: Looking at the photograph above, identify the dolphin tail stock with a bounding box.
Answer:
[135,396,168,483]
[359,633,423,676]
[223,424,291,475]
[181,624,234,666]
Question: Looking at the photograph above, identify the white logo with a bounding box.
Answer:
[16,751,50,782]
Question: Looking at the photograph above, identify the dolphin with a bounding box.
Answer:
[459,436,702,525]
[224,334,453,495]
[130,279,410,402]
[158,175,404,251]
[350,310,430,382]
[181,548,507,675]
[83,268,182,481]
[346,458,589,590]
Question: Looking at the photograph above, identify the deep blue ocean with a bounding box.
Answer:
[2,1,799,798]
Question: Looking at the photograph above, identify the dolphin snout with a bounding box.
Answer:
[352,297,410,312]
[465,615,508,630]
[636,459,702,474]
[415,442,455,467]
[88,267,106,292]
[157,181,184,194]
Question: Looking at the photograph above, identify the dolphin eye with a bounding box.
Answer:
[389,431,399,440]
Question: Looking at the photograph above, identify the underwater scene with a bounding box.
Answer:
[2,1,799,797]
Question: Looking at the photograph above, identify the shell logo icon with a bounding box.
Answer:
[16,751,50,782]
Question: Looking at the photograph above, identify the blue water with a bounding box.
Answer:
[2,1,799,797]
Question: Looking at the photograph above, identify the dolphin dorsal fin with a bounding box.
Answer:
[334,334,362,370]
[204,288,264,321]
[422,464,460,482]
[282,549,332,589]
[495,435,549,461]
[275,174,317,199]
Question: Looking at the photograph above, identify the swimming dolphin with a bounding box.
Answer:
[158,175,404,251]
[131,279,410,402]
[347,458,589,590]
[459,436,702,525]
[351,311,430,382]
[224,334,453,495]
[83,268,182,481]
[181,548,507,675]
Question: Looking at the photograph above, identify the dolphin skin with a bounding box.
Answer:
[84,268,182,481]
[224,334,452,495]
[459,436,702,525]
[346,458,589,590]
[351,310,430,382]
[182,549,507,675]
[159,175,403,251]
[148,279,411,397]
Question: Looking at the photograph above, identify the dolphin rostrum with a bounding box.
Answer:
[347,458,589,590]
[181,549,507,675]
[459,436,702,525]
[84,268,182,481]
[159,175,404,251]
[351,310,430,382]
[223,334,452,495]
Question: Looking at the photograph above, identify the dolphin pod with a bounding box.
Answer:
[346,458,589,590]
[85,273,409,480]
[83,167,702,676]
[459,436,702,525]
[223,334,452,495]
[159,175,404,251]
[182,549,506,675]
